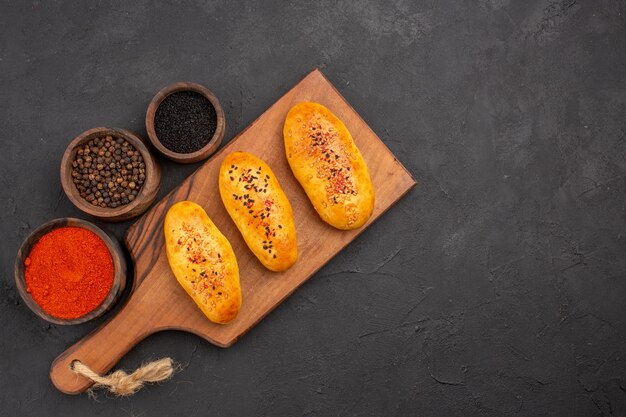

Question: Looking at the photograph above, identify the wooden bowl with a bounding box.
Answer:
[145,82,225,163]
[14,218,127,325]
[60,127,161,222]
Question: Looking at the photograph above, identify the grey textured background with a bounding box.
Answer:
[1,1,625,416]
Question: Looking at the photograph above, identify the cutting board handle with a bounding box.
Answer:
[49,284,159,395]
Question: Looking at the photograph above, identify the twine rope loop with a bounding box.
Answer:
[71,358,175,396]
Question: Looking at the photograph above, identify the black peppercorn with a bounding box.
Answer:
[71,135,146,209]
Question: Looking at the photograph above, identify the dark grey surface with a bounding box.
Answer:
[1,1,625,416]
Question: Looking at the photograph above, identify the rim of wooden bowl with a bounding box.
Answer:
[145,81,225,164]
[14,218,127,326]
[60,127,161,222]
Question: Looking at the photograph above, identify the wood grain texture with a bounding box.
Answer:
[50,68,416,395]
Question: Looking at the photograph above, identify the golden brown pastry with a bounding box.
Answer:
[284,102,375,229]
[164,201,241,324]
[219,151,298,271]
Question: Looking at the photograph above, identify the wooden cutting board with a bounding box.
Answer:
[50,68,416,394]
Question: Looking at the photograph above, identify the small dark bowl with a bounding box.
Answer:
[145,81,225,164]
[14,218,126,325]
[60,127,161,222]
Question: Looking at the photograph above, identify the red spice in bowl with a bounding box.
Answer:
[24,227,114,319]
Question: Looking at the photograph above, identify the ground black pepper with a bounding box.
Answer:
[71,135,145,208]
[154,91,217,154]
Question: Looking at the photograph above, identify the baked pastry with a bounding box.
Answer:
[284,102,374,229]
[219,151,298,271]
[164,201,241,324]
